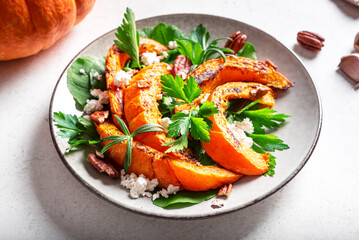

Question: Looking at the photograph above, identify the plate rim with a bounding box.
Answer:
[49,13,323,219]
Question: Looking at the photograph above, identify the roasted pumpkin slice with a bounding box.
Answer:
[105,37,169,90]
[188,56,291,103]
[96,121,181,188]
[168,159,242,191]
[201,82,276,175]
[123,63,196,160]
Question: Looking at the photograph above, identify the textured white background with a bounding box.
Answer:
[1,0,359,239]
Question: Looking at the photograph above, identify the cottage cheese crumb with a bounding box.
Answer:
[168,41,178,49]
[152,184,180,200]
[160,117,172,133]
[227,119,254,148]
[235,117,254,134]
[140,51,168,66]
[79,68,85,74]
[114,70,131,87]
[200,93,210,104]
[120,170,159,199]
[90,89,109,104]
[83,99,103,114]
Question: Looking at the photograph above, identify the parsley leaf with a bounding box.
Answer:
[53,112,100,151]
[248,134,289,152]
[114,8,141,69]
[190,117,211,142]
[158,96,183,118]
[183,76,201,102]
[198,101,219,117]
[163,134,189,153]
[252,144,276,176]
[160,74,189,103]
[160,74,218,152]
[167,112,190,138]
[242,108,290,133]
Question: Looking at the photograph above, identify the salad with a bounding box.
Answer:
[53,8,292,209]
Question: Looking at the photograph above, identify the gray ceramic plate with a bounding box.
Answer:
[49,14,322,219]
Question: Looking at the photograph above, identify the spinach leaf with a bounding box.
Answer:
[237,42,257,60]
[67,56,106,108]
[138,23,187,46]
[153,190,217,209]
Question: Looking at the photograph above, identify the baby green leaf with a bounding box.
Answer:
[114,8,141,69]
[237,42,257,60]
[153,189,217,209]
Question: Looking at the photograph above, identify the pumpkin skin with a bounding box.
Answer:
[0,0,95,61]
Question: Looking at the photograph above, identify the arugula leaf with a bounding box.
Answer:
[237,42,257,60]
[53,112,100,151]
[138,23,186,46]
[101,115,164,172]
[248,134,289,152]
[153,189,217,209]
[67,56,106,108]
[114,8,141,69]
[189,140,217,166]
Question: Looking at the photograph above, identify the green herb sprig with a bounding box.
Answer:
[114,8,141,69]
[101,116,164,172]
[175,24,234,71]
[53,112,100,151]
[160,74,218,153]
[228,100,290,176]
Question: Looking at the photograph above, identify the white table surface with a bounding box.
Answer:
[1,0,359,239]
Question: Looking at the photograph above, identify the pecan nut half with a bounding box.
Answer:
[217,183,233,197]
[225,31,247,54]
[88,153,120,178]
[172,55,192,79]
[297,31,325,51]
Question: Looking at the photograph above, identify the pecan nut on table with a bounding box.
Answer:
[297,31,325,51]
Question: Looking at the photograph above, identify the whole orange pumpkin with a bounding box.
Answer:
[0,0,96,61]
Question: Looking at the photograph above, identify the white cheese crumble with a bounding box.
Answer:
[235,117,254,134]
[181,110,189,115]
[83,89,109,114]
[114,70,131,87]
[160,117,172,133]
[200,93,210,104]
[119,170,179,200]
[227,118,255,148]
[168,41,178,49]
[120,170,159,199]
[93,71,99,79]
[83,99,103,114]
[90,89,109,104]
[79,68,85,74]
[152,184,180,200]
[140,51,168,66]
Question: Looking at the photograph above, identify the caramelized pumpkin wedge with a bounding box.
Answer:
[201,82,275,175]
[123,63,196,160]
[105,37,169,90]
[96,121,180,188]
[96,121,242,191]
[188,56,291,104]
[168,159,242,191]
